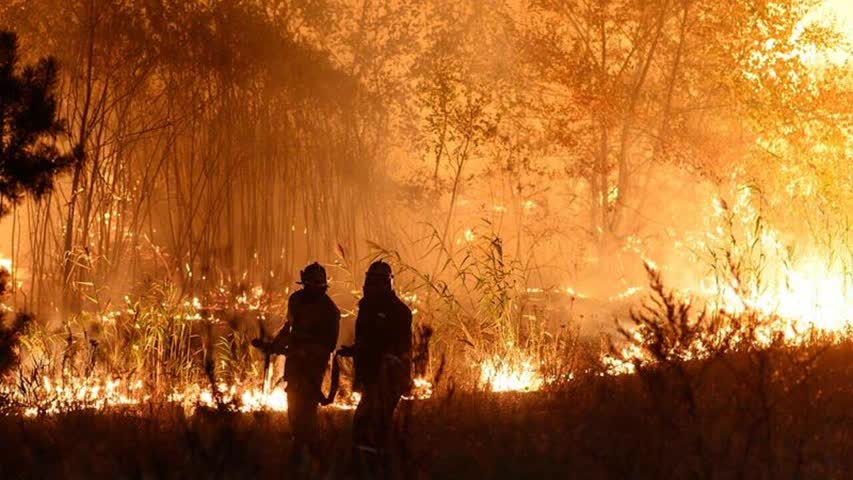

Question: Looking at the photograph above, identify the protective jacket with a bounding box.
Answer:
[272,287,340,393]
[352,291,412,393]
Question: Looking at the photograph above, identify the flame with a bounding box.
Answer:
[603,186,852,375]
[0,370,433,417]
[1,282,435,417]
[707,254,852,335]
[700,190,851,337]
[603,251,852,376]
[7,373,433,417]
[479,354,545,392]
[404,377,434,400]
[0,256,11,274]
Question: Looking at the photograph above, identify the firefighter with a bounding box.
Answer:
[340,260,412,476]
[253,262,340,467]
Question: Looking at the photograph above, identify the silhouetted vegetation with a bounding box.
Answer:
[0,30,70,216]
[4,337,853,478]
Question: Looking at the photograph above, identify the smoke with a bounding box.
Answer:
[0,1,847,342]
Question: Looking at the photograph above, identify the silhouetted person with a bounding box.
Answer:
[340,260,412,477]
[253,262,340,469]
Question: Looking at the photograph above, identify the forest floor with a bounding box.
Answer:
[4,342,853,479]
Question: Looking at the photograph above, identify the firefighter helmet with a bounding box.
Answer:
[298,262,328,287]
[366,260,393,279]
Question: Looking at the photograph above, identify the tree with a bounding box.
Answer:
[0,30,70,217]
[522,0,846,244]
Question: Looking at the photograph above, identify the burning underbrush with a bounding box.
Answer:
[7,328,853,478]
[0,283,435,417]
[478,353,545,392]
[1,253,853,479]
[0,248,849,418]
[0,189,849,417]
[603,262,853,376]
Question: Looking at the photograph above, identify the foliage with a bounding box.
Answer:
[0,312,31,378]
[0,30,70,217]
[370,221,577,387]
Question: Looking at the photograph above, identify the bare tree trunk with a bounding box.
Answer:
[62,0,98,314]
[610,0,670,235]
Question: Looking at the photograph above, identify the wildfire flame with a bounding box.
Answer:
[479,354,545,392]
[707,254,852,335]
[603,252,852,376]
[0,256,11,274]
[8,374,433,417]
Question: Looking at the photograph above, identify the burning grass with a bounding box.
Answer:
[5,338,853,478]
[0,188,847,477]
[478,353,545,392]
[1,253,852,478]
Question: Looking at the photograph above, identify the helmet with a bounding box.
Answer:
[298,262,328,288]
[366,260,393,280]
[364,260,394,292]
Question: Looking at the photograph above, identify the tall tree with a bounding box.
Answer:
[523,0,846,243]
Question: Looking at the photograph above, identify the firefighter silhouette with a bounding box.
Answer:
[339,260,413,476]
[252,262,340,468]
